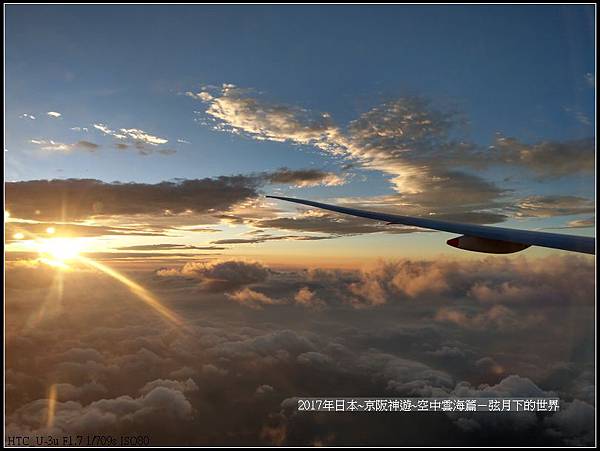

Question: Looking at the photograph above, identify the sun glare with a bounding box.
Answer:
[38,238,84,263]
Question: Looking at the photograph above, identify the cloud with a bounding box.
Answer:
[198,84,338,150]
[226,288,279,309]
[8,386,195,436]
[584,72,595,87]
[293,287,325,310]
[118,128,168,145]
[156,259,270,291]
[193,87,510,220]
[74,140,99,151]
[6,220,170,241]
[92,123,115,135]
[434,305,537,331]
[210,234,333,245]
[138,378,198,395]
[544,399,596,446]
[205,255,595,311]
[561,218,595,229]
[19,113,36,120]
[6,177,260,221]
[5,252,595,445]
[47,111,62,118]
[93,123,170,155]
[253,209,429,235]
[115,244,226,251]
[262,168,346,187]
[30,140,99,153]
[191,85,593,223]
[511,195,595,218]
[486,136,595,179]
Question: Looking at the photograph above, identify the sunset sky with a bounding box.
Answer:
[5,4,595,264]
[5,5,596,446]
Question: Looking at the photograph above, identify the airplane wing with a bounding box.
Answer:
[266,195,595,255]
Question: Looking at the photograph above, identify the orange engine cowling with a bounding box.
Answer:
[447,235,530,254]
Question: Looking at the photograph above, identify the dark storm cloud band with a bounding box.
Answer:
[5,168,345,222]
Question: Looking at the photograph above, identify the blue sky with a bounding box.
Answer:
[5,5,596,261]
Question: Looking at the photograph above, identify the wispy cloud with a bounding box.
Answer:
[93,123,171,155]
[30,139,99,153]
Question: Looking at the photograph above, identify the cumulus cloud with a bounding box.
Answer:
[5,253,595,445]
[7,386,195,436]
[293,287,325,310]
[544,399,596,446]
[226,288,279,309]
[157,259,269,291]
[47,111,62,118]
[138,378,198,395]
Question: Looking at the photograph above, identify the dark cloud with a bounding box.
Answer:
[511,195,595,218]
[156,259,270,291]
[6,221,169,241]
[210,234,333,245]
[254,210,429,236]
[74,140,100,151]
[487,137,595,179]
[5,177,261,221]
[115,244,226,251]
[261,168,346,187]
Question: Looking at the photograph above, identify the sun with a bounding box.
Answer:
[37,238,84,264]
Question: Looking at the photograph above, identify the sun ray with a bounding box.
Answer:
[10,225,185,330]
[46,384,57,428]
[78,256,185,328]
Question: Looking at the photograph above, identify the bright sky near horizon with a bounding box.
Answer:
[5,5,595,264]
